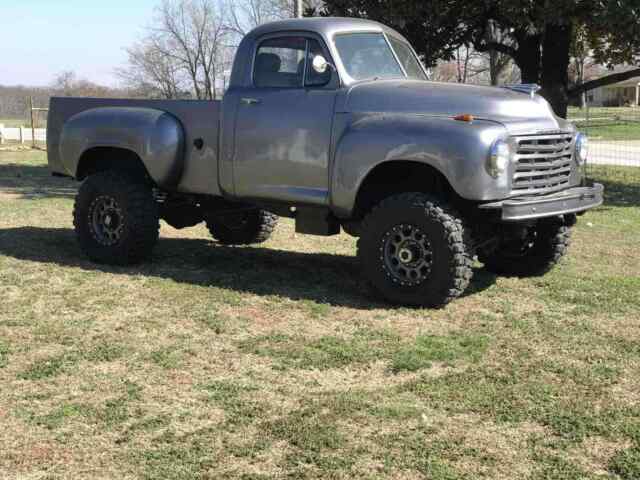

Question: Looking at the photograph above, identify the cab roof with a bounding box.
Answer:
[245,17,406,42]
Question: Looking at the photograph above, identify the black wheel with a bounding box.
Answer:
[73,171,159,265]
[206,209,277,245]
[481,217,572,277]
[357,193,473,308]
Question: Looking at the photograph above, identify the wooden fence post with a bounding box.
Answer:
[30,96,36,148]
[19,126,25,144]
[0,124,4,145]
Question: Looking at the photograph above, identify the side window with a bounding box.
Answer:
[305,38,333,87]
[254,37,306,88]
[387,36,427,81]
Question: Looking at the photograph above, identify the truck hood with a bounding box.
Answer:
[343,80,573,134]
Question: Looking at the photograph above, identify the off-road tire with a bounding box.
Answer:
[206,209,277,245]
[73,171,160,265]
[482,218,572,277]
[357,193,473,308]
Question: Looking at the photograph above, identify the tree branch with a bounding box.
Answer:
[473,39,517,59]
[569,67,640,95]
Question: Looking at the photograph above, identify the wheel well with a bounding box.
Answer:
[353,161,455,219]
[76,147,151,182]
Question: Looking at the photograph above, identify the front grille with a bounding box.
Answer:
[510,133,575,196]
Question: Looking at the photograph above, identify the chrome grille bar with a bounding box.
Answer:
[510,133,575,196]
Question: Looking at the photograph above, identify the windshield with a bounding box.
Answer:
[334,32,426,81]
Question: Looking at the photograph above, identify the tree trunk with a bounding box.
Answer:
[574,56,586,108]
[513,32,541,84]
[489,50,499,86]
[540,22,572,118]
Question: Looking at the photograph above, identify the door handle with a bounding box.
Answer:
[241,97,261,106]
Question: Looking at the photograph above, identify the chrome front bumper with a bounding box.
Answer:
[479,183,604,221]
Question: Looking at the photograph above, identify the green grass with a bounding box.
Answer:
[1,149,640,479]
[609,446,640,480]
[568,106,640,140]
[578,122,640,141]
[240,330,487,372]
[0,340,9,368]
[568,106,640,122]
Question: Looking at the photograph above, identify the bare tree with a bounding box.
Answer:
[119,0,231,100]
[196,0,229,99]
[51,70,117,97]
[118,39,185,99]
[482,21,513,86]
[227,0,323,35]
[227,0,291,37]
[153,0,206,99]
[429,62,458,83]
[455,47,474,84]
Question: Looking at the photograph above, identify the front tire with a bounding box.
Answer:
[481,217,573,277]
[357,193,473,308]
[73,171,160,265]
[206,209,277,245]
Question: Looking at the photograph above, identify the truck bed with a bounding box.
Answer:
[47,97,222,195]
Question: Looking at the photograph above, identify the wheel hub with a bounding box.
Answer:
[89,195,124,246]
[381,224,433,286]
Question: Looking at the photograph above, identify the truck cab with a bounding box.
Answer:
[47,18,603,308]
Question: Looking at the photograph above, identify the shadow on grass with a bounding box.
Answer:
[0,227,494,309]
[0,164,76,199]
[589,167,640,208]
[599,178,640,208]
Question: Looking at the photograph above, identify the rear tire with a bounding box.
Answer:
[206,209,277,245]
[73,171,159,265]
[481,217,572,277]
[357,193,473,308]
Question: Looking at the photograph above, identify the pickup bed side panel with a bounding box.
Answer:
[48,97,221,196]
[330,113,508,218]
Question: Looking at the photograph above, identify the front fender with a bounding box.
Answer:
[60,107,185,186]
[331,113,509,218]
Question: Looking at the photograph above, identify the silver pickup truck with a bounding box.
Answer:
[47,17,603,307]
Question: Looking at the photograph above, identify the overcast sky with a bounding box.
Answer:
[0,0,160,87]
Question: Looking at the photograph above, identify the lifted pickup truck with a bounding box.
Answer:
[47,17,603,307]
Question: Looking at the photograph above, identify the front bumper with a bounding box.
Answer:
[479,183,604,221]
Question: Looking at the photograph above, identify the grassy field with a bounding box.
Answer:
[1,150,640,479]
[568,106,640,120]
[580,123,640,142]
[568,107,640,141]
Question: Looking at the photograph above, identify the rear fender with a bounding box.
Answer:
[60,107,185,187]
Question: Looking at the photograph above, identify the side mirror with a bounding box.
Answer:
[312,55,330,74]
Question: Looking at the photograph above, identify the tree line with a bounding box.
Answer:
[0,72,135,125]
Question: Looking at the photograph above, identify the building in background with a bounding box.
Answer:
[587,75,640,107]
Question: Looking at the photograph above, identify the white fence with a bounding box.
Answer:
[0,124,47,144]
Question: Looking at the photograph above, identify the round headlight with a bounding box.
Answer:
[487,139,511,178]
[575,133,588,164]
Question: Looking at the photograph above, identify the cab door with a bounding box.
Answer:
[231,34,338,206]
